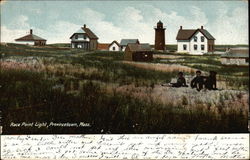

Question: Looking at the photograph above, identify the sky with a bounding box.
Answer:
[0,0,248,44]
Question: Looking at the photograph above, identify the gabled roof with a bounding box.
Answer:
[176,28,215,40]
[70,26,98,39]
[97,43,109,50]
[200,29,215,40]
[15,33,46,41]
[120,39,139,46]
[176,29,196,40]
[75,28,86,34]
[127,43,151,52]
[82,27,98,39]
[221,48,249,58]
[108,40,120,47]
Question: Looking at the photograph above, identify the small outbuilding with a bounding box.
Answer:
[124,43,153,62]
[15,29,46,46]
[108,40,120,51]
[220,48,249,66]
[120,39,139,51]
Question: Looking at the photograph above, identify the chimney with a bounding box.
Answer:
[180,26,182,30]
[83,24,86,28]
[201,26,204,30]
[30,29,33,34]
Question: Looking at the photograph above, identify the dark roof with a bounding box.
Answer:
[109,40,120,47]
[120,39,139,46]
[200,29,215,40]
[70,27,98,39]
[221,48,249,58]
[15,34,46,41]
[157,20,163,24]
[127,43,151,52]
[82,27,98,39]
[176,28,215,40]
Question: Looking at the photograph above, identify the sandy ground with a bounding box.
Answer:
[115,84,249,111]
[122,61,196,73]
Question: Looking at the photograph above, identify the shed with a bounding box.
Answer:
[220,48,249,66]
[120,39,139,51]
[124,43,153,62]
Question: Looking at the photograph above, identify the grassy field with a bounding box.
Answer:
[0,43,248,134]
[153,53,249,90]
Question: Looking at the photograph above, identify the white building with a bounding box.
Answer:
[108,41,120,51]
[176,26,215,55]
[221,48,249,66]
[70,24,98,51]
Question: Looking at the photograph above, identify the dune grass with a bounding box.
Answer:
[0,43,248,134]
[1,69,248,134]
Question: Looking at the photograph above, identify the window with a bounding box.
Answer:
[113,47,115,51]
[194,36,197,42]
[194,44,197,50]
[201,36,204,42]
[183,44,187,50]
[75,35,78,39]
[201,45,204,50]
[246,58,249,63]
[84,35,86,39]
[77,44,82,48]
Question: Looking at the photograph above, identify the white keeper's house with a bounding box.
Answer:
[70,24,98,51]
[176,26,215,55]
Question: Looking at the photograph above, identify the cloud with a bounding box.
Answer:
[9,15,31,29]
[45,21,80,43]
[209,5,248,44]
[1,4,248,45]
[1,15,80,44]
[76,8,129,43]
[1,15,32,42]
[1,26,27,42]
[29,8,42,14]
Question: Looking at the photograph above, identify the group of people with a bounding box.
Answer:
[168,70,218,91]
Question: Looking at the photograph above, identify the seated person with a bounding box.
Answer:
[170,72,188,87]
[191,70,205,91]
[205,71,218,90]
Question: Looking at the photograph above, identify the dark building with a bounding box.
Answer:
[124,43,153,62]
[120,39,140,51]
[15,29,46,46]
[70,24,98,51]
[154,21,166,51]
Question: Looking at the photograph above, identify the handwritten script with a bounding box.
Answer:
[1,134,249,159]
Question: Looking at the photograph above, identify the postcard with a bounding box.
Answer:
[0,0,249,159]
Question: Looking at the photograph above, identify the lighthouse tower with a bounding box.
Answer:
[154,21,166,51]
